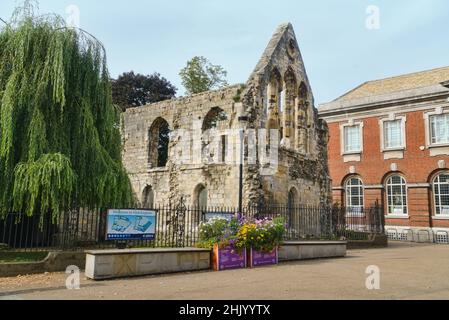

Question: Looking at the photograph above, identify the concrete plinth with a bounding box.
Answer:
[85,248,211,280]
[278,241,347,261]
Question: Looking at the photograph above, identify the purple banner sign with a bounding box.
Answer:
[216,246,247,271]
[250,248,278,267]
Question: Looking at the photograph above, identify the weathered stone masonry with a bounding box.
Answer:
[122,23,331,208]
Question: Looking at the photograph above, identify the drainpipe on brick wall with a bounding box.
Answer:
[427,187,434,230]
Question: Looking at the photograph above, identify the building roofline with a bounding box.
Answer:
[318,84,449,117]
[332,66,449,103]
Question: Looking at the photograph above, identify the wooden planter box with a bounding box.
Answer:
[248,247,278,268]
[212,244,247,271]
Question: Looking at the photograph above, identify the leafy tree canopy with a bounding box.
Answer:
[179,56,228,95]
[111,71,177,111]
[0,1,134,222]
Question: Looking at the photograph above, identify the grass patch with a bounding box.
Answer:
[0,252,48,264]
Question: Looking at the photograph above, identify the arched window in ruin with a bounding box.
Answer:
[148,117,170,168]
[283,68,297,148]
[266,68,283,148]
[297,81,309,153]
[194,184,208,209]
[202,107,228,163]
[202,107,228,131]
[142,185,155,208]
[299,81,308,100]
[288,187,299,209]
[287,187,299,229]
[266,68,282,130]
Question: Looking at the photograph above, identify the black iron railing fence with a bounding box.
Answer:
[0,200,385,252]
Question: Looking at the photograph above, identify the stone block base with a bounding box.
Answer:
[278,241,347,261]
[85,248,211,280]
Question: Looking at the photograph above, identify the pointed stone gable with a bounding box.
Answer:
[244,23,314,106]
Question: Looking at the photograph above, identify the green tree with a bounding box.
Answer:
[0,2,134,221]
[111,71,177,111]
[179,56,228,95]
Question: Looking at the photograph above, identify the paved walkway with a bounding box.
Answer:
[0,242,448,300]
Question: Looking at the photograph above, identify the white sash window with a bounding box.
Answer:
[384,120,403,149]
[430,114,449,145]
[344,125,361,153]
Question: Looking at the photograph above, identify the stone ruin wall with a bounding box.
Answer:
[121,23,331,209]
[122,85,245,207]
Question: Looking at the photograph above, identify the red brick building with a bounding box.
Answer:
[319,67,449,243]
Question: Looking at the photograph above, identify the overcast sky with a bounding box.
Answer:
[1,0,448,104]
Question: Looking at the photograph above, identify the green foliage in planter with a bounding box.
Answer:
[0,1,134,223]
[197,217,239,249]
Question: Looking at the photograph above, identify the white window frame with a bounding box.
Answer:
[430,114,449,145]
[424,107,449,148]
[340,121,364,155]
[385,175,408,217]
[379,115,406,151]
[433,172,449,217]
[345,177,364,217]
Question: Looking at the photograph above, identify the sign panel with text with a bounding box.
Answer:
[106,209,156,241]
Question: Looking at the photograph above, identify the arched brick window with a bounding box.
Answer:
[386,175,408,215]
[345,177,364,215]
[433,172,449,216]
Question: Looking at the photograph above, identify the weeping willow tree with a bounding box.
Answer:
[0,2,135,223]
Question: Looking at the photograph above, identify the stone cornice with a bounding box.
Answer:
[442,80,449,88]
[318,85,449,118]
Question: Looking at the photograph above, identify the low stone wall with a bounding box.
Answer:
[0,252,86,278]
[347,234,388,250]
[278,241,347,261]
[85,248,211,280]
[1,241,349,278]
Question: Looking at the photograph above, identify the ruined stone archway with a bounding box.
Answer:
[142,185,155,208]
[148,117,170,168]
[193,184,208,209]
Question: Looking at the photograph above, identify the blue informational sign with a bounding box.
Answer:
[106,209,156,241]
